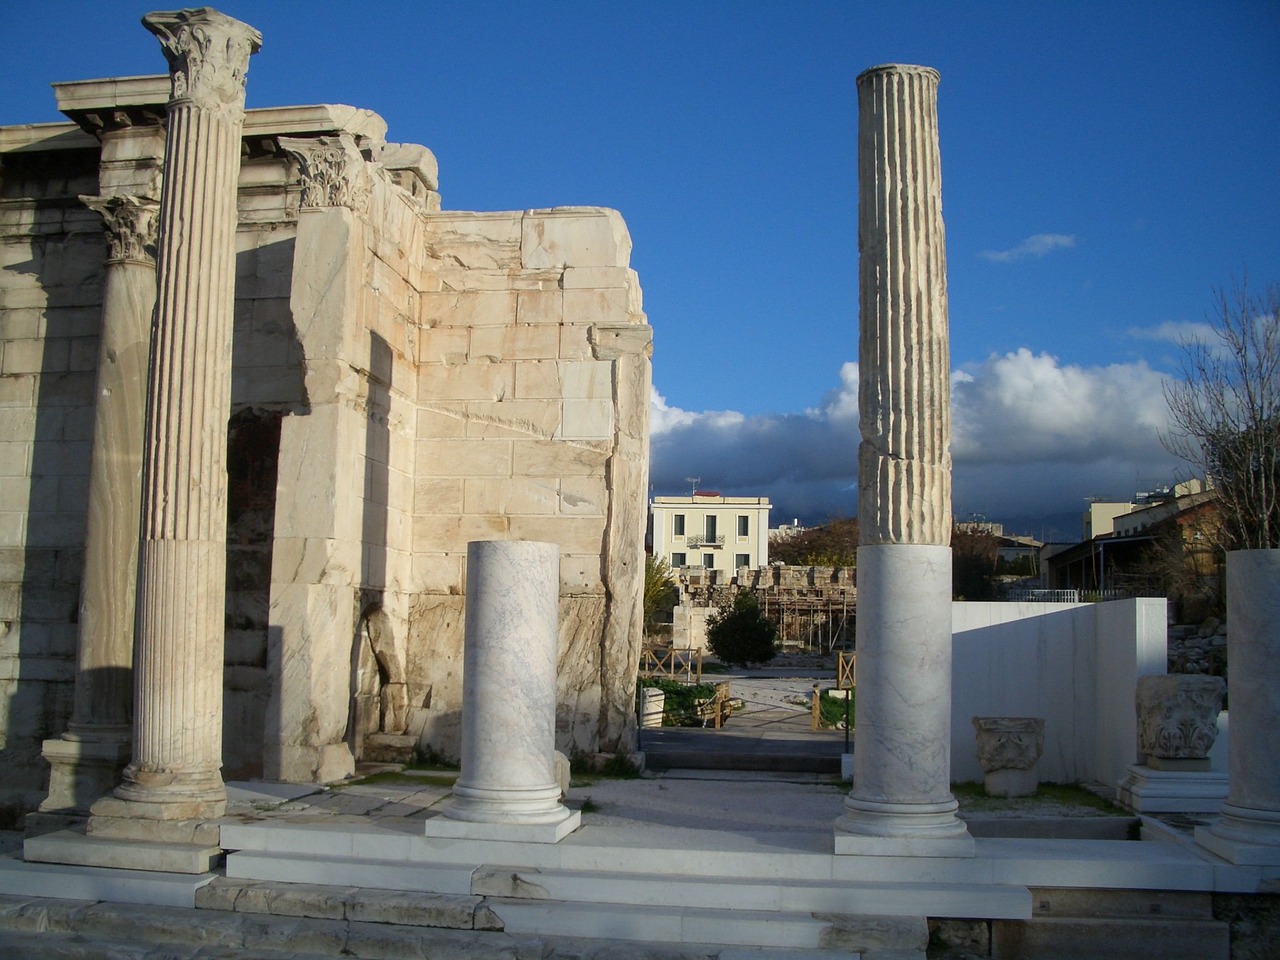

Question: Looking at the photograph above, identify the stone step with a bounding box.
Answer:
[470,862,1030,919]
[227,849,478,894]
[0,892,903,958]
[0,853,214,908]
[223,846,1029,921]
[23,828,221,875]
[992,915,1230,960]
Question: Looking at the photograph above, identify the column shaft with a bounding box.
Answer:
[108,8,261,820]
[430,540,579,842]
[1196,549,1280,863]
[836,64,971,855]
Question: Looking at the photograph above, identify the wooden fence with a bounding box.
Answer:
[638,646,703,683]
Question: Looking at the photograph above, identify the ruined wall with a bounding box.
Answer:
[0,141,103,821]
[1,92,652,812]
[410,208,651,760]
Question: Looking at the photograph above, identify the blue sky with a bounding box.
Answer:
[4,1,1278,538]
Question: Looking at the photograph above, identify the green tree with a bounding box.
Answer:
[1163,282,1280,550]
[643,554,678,640]
[706,591,778,667]
[952,526,999,599]
[770,516,859,566]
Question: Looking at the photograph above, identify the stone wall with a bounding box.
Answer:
[0,141,103,821]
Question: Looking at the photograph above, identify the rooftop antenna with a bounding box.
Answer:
[685,477,700,496]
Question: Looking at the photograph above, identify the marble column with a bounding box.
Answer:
[835,64,973,856]
[426,540,580,843]
[103,8,261,821]
[38,196,159,816]
[1197,549,1280,864]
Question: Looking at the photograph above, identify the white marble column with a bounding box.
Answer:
[1197,549,1280,864]
[427,540,580,843]
[38,196,159,816]
[104,8,261,821]
[835,64,972,856]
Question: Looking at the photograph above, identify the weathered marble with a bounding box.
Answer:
[836,64,970,856]
[430,540,579,842]
[1198,549,1280,863]
[973,717,1045,798]
[856,64,950,548]
[110,7,261,820]
[1136,674,1224,761]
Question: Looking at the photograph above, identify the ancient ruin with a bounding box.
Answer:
[1,8,652,832]
[1,11,1278,956]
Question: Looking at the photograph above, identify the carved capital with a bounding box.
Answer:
[278,134,371,213]
[1136,674,1225,759]
[81,195,161,263]
[143,8,261,111]
[973,716,1045,772]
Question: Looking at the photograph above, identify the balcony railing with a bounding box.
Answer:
[685,534,725,548]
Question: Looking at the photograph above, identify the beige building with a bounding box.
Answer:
[650,494,771,572]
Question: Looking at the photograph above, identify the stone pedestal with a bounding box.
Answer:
[836,546,971,855]
[104,7,261,824]
[835,63,971,857]
[1118,674,1227,813]
[37,196,158,821]
[1197,549,1280,864]
[973,717,1045,798]
[425,540,579,843]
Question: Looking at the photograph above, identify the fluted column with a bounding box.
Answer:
[1196,550,1280,864]
[107,8,261,820]
[835,65,972,856]
[38,196,159,815]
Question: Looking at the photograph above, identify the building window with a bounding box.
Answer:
[705,515,717,540]
[671,552,686,567]
[737,515,749,537]
[673,514,685,536]
[735,553,750,569]
[703,553,715,569]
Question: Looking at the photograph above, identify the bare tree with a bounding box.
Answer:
[1163,282,1280,551]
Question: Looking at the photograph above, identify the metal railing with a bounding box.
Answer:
[684,534,725,548]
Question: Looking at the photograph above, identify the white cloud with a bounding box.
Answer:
[1127,320,1216,345]
[979,233,1077,263]
[650,349,1185,532]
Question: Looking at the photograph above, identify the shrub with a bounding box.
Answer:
[706,592,778,667]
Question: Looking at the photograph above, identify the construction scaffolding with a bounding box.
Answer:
[668,565,856,655]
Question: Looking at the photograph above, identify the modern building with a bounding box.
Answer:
[650,493,771,571]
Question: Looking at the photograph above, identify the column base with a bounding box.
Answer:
[835,796,975,858]
[1117,764,1227,814]
[429,780,581,843]
[102,763,227,821]
[1195,803,1280,865]
[38,731,132,815]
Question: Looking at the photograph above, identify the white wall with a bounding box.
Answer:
[950,598,1166,790]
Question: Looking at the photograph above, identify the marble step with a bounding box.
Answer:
[223,849,1029,920]
[23,828,221,875]
[0,853,214,908]
[227,849,477,894]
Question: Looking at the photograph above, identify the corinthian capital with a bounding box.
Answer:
[143,8,262,110]
[278,134,371,213]
[81,195,161,263]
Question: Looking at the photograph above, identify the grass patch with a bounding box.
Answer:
[638,677,722,726]
[334,770,458,789]
[952,781,1127,815]
[817,690,853,728]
